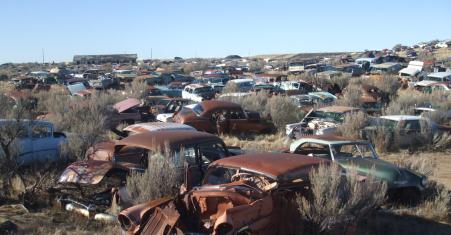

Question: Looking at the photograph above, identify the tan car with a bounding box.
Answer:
[173,100,276,135]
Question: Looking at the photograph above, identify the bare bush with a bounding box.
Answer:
[222,81,240,93]
[297,163,387,233]
[335,83,363,107]
[126,151,183,205]
[367,126,398,153]
[265,95,303,130]
[395,181,449,221]
[367,75,400,99]
[221,133,289,152]
[125,80,149,100]
[336,111,368,138]
[385,89,451,124]
[38,91,116,160]
[413,181,449,221]
[220,92,303,131]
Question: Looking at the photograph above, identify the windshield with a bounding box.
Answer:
[192,103,204,116]
[204,166,275,191]
[67,83,87,95]
[331,143,376,159]
[194,87,213,94]
[309,111,345,122]
[426,76,443,82]
[369,118,397,129]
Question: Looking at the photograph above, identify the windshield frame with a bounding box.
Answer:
[329,142,378,161]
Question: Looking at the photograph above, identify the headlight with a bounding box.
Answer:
[421,177,428,187]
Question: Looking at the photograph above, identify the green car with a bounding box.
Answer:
[289,135,428,198]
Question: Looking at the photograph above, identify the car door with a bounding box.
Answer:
[12,122,33,165]
[31,122,58,163]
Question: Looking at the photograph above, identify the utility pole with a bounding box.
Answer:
[151,48,153,60]
[42,48,45,64]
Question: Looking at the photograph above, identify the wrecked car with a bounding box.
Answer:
[54,131,242,221]
[118,153,328,235]
[182,84,215,102]
[290,135,428,199]
[361,115,451,147]
[0,120,66,166]
[277,80,314,95]
[66,82,93,97]
[113,98,154,125]
[146,98,192,122]
[173,100,276,135]
[286,106,360,138]
[360,84,389,114]
[290,92,337,111]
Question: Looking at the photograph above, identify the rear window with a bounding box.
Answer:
[194,87,213,94]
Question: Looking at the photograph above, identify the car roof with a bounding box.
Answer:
[316,106,359,113]
[123,122,196,133]
[210,153,328,181]
[186,83,210,89]
[380,115,421,121]
[370,62,399,68]
[114,98,141,113]
[116,130,222,150]
[200,100,242,113]
[428,72,451,78]
[290,135,368,152]
[230,78,254,83]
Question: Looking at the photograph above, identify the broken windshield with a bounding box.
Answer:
[308,111,346,123]
[331,143,377,159]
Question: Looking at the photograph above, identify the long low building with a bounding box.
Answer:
[73,54,137,64]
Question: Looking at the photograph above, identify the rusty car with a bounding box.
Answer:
[173,100,276,135]
[53,131,243,220]
[113,98,154,125]
[118,153,329,235]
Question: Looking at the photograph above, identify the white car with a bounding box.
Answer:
[182,84,215,102]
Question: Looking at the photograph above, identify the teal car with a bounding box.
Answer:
[289,135,428,199]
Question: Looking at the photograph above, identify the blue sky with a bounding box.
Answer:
[1,0,450,63]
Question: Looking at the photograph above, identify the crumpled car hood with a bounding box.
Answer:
[58,160,114,185]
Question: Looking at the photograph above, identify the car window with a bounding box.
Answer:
[31,124,51,138]
[198,142,227,164]
[403,120,420,130]
[204,167,237,185]
[331,144,375,159]
[295,142,331,160]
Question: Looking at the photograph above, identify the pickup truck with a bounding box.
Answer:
[0,120,66,166]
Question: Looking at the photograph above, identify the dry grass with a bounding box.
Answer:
[221,133,290,152]
[126,151,182,205]
[297,163,387,233]
[396,153,435,177]
[393,180,450,222]
[222,81,240,93]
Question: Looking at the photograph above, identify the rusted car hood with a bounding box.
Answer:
[114,98,141,113]
[58,160,114,185]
